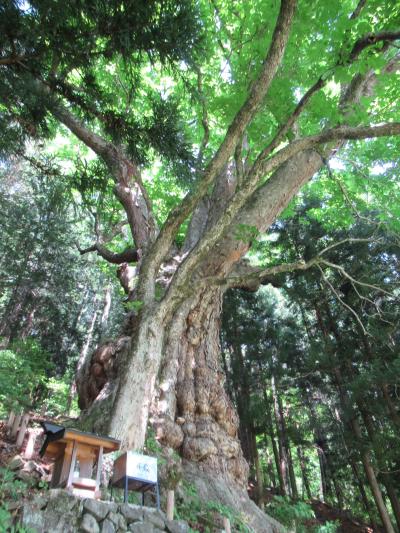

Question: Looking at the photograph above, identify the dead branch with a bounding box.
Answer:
[317,264,368,336]
[319,259,394,297]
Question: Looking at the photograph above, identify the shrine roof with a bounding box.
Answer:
[40,421,120,455]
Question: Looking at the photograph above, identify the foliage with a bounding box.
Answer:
[0,339,51,415]
[175,480,251,532]
[0,159,124,417]
[0,468,33,533]
[42,377,77,417]
[266,496,314,532]
[222,196,400,527]
[315,521,339,533]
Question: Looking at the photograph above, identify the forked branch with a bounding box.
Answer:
[139,0,297,297]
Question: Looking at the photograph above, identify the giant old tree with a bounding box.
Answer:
[1,0,400,495]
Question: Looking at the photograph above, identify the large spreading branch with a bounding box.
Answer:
[225,238,393,296]
[48,100,155,250]
[175,28,400,308]
[160,121,400,312]
[138,0,297,300]
[228,53,400,241]
[253,122,400,180]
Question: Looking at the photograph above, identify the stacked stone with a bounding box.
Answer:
[21,489,188,533]
[81,499,187,533]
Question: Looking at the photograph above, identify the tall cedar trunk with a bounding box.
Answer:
[264,440,277,490]
[351,318,400,517]
[300,308,335,503]
[297,446,312,500]
[334,368,395,533]
[306,396,329,502]
[318,297,396,531]
[265,393,285,495]
[357,401,400,530]
[349,458,379,530]
[251,430,264,505]
[256,358,285,495]
[277,393,298,499]
[271,376,290,496]
[231,342,255,468]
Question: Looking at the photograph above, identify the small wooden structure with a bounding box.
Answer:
[40,422,120,499]
[111,451,160,508]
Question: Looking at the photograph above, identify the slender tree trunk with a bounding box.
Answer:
[264,441,277,490]
[329,382,379,529]
[280,413,298,500]
[232,344,254,467]
[334,369,395,533]
[266,400,285,495]
[357,402,400,531]
[251,431,264,505]
[271,376,290,496]
[306,397,329,502]
[297,446,312,500]
[256,359,285,495]
[349,459,379,530]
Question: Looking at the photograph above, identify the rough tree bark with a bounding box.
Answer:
[75,85,399,492]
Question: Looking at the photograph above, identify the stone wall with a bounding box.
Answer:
[21,489,188,533]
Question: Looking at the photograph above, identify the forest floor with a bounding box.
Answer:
[310,500,380,533]
[252,486,381,533]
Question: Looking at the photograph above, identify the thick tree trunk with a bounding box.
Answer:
[79,286,249,485]
[155,287,248,485]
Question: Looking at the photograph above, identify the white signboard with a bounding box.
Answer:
[126,451,157,483]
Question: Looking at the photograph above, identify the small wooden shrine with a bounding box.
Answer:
[40,422,120,499]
